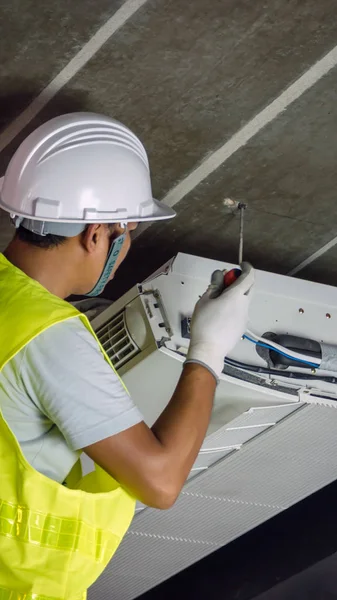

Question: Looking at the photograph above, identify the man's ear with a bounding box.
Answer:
[81,224,106,253]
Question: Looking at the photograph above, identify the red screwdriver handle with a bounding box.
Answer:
[223,268,241,288]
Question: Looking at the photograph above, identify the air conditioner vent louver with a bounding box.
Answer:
[96,310,139,369]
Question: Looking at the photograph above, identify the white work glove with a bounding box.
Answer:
[186,262,255,380]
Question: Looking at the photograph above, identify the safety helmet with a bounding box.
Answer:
[0,112,175,237]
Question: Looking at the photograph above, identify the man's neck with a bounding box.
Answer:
[4,238,76,299]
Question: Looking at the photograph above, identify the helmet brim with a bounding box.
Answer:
[150,198,176,221]
[0,176,176,224]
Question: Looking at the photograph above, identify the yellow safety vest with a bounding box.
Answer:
[0,253,135,600]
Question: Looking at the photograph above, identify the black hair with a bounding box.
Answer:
[15,223,117,249]
[16,226,67,249]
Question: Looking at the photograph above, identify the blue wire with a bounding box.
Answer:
[243,335,319,368]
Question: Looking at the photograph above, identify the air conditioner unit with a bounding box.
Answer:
[89,253,337,600]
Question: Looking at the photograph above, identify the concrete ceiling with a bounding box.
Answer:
[1,0,337,298]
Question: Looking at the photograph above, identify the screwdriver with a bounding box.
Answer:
[223,202,246,288]
[181,201,247,335]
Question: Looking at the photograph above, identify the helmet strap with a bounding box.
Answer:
[86,232,126,297]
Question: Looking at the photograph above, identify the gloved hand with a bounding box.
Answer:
[186,262,255,380]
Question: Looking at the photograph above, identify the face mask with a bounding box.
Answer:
[86,233,126,297]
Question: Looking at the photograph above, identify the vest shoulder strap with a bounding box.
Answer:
[0,253,80,370]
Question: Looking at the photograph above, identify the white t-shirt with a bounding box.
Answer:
[0,318,143,483]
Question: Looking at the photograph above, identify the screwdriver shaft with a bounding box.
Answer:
[238,203,245,264]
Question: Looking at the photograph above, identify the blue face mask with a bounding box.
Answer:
[86,233,126,297]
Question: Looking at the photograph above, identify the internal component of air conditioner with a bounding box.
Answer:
[181,316,337,372]
[181,316,192,339]
[253,332,337,372]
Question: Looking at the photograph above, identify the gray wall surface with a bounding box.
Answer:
[1,0,337,292]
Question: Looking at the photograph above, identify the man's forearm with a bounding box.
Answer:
[152,363,216,491]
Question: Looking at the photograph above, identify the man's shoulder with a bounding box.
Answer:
[27,316,100,356]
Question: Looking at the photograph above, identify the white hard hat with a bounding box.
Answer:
[0,112,175,236]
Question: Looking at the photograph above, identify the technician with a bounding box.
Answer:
[0,112,254,598]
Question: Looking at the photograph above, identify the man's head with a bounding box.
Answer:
[0,112,175,297]
[10,220,138,297]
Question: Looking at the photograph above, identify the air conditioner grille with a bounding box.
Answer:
[96,311,139,369]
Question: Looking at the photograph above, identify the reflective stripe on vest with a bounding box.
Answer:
[0,253,135,598]
[0,499,117,561]
[0,587,86,600]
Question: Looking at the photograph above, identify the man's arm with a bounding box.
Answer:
[84,362,215,509]
[84,263,255,509]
